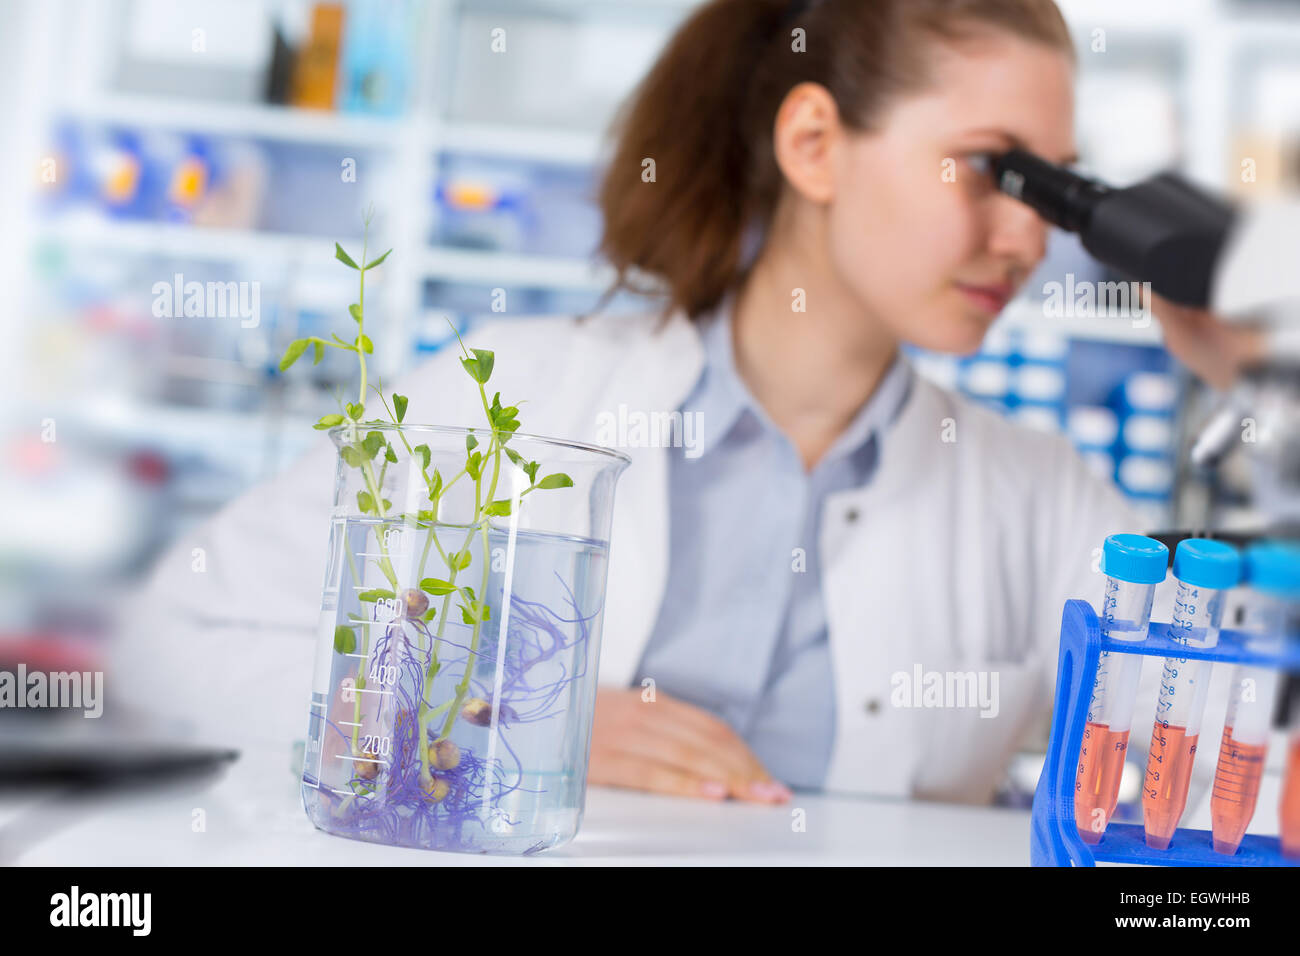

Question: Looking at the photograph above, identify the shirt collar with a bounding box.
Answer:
[684,298,914,465]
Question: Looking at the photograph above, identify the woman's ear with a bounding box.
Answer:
[772,81,842,204]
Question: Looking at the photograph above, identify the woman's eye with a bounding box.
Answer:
[965,152,996,177]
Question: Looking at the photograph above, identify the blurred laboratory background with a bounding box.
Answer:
[2,0,1299,802]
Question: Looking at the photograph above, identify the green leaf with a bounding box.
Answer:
[346,402,365,421]
[348,303,363,323]
[393,394,408,423]
[341,445,363,468]
[384,445,397,464]
[471,348,494,383]
[279,338,309,371]
[414,443,431,471]
[455,550,472,571]
[357,490,375,514]
[357,334,373,354]
[357,588,395,602]
[335,243,360,269]
[460,348,495,385]
[419,577,457,595]
[459,600,491,626]
[466,433,479,453]
[524,461,540,484]
[484,499,513,517]
[363,431,385,458]
[422,608,437,622]
[429,469,442,498]
[312,341,325,365]
[504,447,525,468]
[334,626,357,654]
[364,249,392,270]
[536,473,573,490]
[313,413,345,431]
[466,451,483,480]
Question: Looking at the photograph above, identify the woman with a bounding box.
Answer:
[119,0,1255,808]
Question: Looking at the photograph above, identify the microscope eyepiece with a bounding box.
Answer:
[992,149,1109,234]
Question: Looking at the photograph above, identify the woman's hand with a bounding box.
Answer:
[588,687,792,803]
[1151,294,1266,390]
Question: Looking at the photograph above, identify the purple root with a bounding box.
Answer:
[307,575,597,850]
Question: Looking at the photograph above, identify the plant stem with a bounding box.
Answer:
[435,384,506,742]
[356,229,368,409]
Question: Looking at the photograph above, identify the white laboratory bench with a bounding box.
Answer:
[2,743,1033,866]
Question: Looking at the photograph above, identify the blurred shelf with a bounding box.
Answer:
[438,120,605,166]
[58,96,616,168]
[60,94,416,148]
[421,246,613,290]
[37,218,616,293]
[37,217,338,264]
[63,397,269,447]
[57,91,625,170]
[995,301,1165,345]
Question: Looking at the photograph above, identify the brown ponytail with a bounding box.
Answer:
[595,0,1074,322]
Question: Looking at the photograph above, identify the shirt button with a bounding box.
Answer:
[845,508,860,523]
[864,698,881,715]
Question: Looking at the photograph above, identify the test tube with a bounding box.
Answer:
[1076,533,1168,844]
[1141,539,1241,849]
[1283,705,1300,858]
[1211,542,1300,856]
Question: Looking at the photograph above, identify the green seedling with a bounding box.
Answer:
[280,209,573,780]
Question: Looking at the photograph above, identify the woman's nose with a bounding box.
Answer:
[986,192,1050,271]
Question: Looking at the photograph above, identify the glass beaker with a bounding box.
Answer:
[300,423,629,854]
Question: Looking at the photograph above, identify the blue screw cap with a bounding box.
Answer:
[1172,538,1241,591]
[1244,541,1300,599]
[1102,533,1169,585]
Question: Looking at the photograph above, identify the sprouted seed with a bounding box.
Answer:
[423,776,450,802]
[355,748,381,780]
[429,739,461,771]
[461,698,492,727]
[402,588,430,619]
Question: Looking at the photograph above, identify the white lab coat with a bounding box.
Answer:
[114,308,1182,803]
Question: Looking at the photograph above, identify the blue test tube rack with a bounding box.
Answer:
[1032,599,1300,866]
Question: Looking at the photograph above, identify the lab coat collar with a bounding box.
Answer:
[830,352,944,507]
[679,301,916,466]
[819,351,914,469]
[684,305,750,459]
